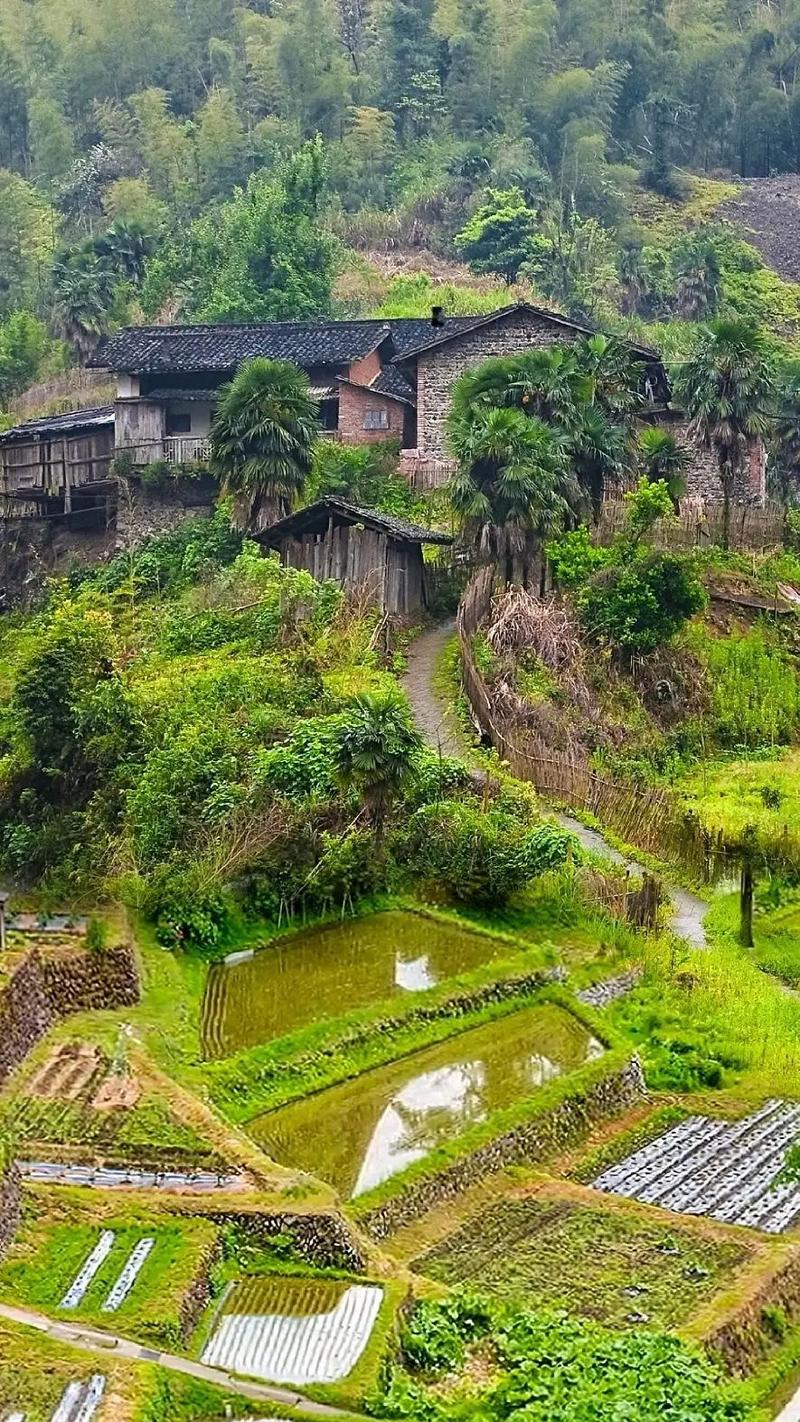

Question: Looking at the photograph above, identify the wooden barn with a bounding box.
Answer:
[259,497,452,615]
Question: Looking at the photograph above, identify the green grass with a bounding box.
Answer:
[413,1192,750,1329]
[569,1104,689,1184]
[676,749,800,859]
[707,889,800,987]
[0,1193,217,1350]
[0,1089,218,1164]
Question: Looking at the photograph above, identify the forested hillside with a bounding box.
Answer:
[4,0,800,414]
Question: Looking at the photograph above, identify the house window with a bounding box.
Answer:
[166,410,191,435]
[364,407,389,431]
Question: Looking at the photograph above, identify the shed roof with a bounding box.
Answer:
[90,315,496,375]
[0,405,115,444]
[258,497,453,547]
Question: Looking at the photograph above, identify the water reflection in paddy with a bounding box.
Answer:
[249,1004,603,1197]
[201,910,516,1058]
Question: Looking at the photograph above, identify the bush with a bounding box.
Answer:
[578,551,706,654]
[148,864,235,951]
[403,801,574,906]
[546,525,610,591]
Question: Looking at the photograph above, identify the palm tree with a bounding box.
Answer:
[447,404,576,586]
[672,319,775,548]
[210,358,320,530]
[50,250,117,363]
[335,689,421,842]
[637,426,690,510]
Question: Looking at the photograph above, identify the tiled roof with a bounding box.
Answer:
[370,367,417,404]
[258,497,453,547]
[144,388,220,403]
[0,405,115,444]
[391,302,660,362]
[89,316,492,375]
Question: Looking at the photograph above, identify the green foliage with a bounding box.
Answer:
[703,630,800,749]
[372,1294,753,1422]
[403,801,573,906]
[623,476,676,544]
[578,551,706,654]
[335,689,422,837]
[307,439,422,519]
[455,187,538,285]
[545,526,610,591]
[210,357,320,530]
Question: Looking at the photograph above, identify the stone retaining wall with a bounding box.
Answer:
[115,474,217,550]
[0,1166,21,1261]
[0,944,140,1089]
[706,1249,800,1377]
[180,1238,223,1344]
[359,1055,646,1240]
[207,1209,366,1273]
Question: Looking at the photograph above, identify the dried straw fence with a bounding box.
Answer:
[457,567,731,884]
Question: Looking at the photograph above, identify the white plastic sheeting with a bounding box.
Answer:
[49,1376,106,1422]
[102,1238,154,1312]
[60,1233,115,1309]
[202,1282,383,1384]
[593,1099,800,1232]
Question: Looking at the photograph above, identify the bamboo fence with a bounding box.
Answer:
[457,567,732,884]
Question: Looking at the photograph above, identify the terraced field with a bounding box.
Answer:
[592,1100,800,1232]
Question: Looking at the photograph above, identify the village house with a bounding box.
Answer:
[0,302,766,507]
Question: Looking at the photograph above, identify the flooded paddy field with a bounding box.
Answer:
[201,909,521,1057]
[248,1002,603,1197]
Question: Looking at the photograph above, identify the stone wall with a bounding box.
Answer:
[417,309,583,459]
[0,944,140,1090]
[359,1055,646,1240]
[207,1209,366,1272]
[706,1249,800,1377]
[672,422,767,505]
[0,1165,21,1262]
[115,473,217,550]
[179,1239,223,1344]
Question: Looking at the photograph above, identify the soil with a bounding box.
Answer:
[719,177,800,281]
[28,1044,101,1101]
[92,1073,141,1112]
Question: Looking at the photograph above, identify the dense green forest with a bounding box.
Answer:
[4,0,800,410]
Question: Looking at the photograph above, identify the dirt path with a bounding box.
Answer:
[402,624,708,947]
[0,1303,359,1419]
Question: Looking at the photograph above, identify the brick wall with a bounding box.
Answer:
[347,349,383,387]
[417,309,582,459]
[337,383,406,444]
[672,423,767,505]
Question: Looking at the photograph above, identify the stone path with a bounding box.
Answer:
[0,1304,359,1419]
[402,623,708,948]
[401,620,465,759]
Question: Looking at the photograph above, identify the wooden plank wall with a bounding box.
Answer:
[280,522,424,614]
[0,430,114,494]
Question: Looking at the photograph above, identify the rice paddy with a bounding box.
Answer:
[200,910,522,1057]
[248,1002,603,1197]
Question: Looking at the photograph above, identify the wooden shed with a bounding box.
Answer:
[258,497,452,615]
[0,406,115,508]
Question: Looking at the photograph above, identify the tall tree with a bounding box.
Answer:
[672,319,775,547]
[448,402,575,586]
[380,0,442,135]
[210,358,320,531]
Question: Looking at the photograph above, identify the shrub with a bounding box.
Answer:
[546,525,610,591]
[85,916,107,953]
[578,551,706,654]
[148,864,235,951]
[403,801,573,906]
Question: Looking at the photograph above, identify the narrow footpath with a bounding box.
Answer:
[403,622,708,947]
[0,1303,359,1420]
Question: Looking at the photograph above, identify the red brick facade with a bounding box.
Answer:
[337,382,408,444]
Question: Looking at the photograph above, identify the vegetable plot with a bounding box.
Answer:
[593,1099,800,1231]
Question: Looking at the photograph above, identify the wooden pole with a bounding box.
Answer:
[740,854,754,949]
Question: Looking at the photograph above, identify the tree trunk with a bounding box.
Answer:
[721,471,732,551]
